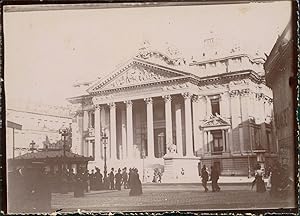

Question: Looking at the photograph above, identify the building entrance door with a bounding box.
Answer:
[154,128,166,158]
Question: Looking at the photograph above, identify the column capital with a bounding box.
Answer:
[192,95,201,102]
[107,102,116,108]
[182,92,193,100]
[124,100,133,107]
[94,104,102,110]
[240,89,250,97]
[229,90,240,97]
[163,94,172,102]
[144,97,153,105]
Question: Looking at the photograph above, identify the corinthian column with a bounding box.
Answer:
[125,100,133,159]
[108,102,117,160]
[163,95,173,151]
[121,109,126,160]
[183,92,194,157]
[175,103,183,156]
[144,98,155,158]
[94,105,101,164]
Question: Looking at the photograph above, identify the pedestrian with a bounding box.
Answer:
[89,169,95,191]
[128,168,133,189]
[129,168,143,196]
[82,169,89,193]
[95,167,103,190]
[201,165,209,192]
[109,168,115,190]
[122,167,129,189]
[251,164,266,193]
[74,168,84,197]
[210,165,220,192]
[115,168,122,191]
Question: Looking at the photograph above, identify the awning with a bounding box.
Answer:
[7,121,22,130]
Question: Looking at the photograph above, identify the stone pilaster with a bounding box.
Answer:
[83,110,89,131]
[230,90,242,153]
[206,96,212,118]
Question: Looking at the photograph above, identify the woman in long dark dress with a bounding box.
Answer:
[129,168,142,196]
[252,165,266,193]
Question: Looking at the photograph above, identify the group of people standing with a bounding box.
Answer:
[88,167,142,196]
[252,162,292,198]
[201,165,220,192]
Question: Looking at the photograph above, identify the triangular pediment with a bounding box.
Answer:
[202,114,230,128]
[88,59,189,93]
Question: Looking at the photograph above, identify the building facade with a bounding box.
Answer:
[6,102,72,159]
[264,21,296,177]
[69,40,277,177]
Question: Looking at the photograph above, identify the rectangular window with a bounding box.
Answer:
[211,97,220,115]
[211,130,223,154]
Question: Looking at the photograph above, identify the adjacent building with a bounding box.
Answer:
[69,38,277,177]
[6,101,73,159]
[264,20,296,177]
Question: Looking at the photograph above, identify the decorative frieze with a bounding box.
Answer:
[162,83,189,91]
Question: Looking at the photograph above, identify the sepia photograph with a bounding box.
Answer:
[2,1,297,213]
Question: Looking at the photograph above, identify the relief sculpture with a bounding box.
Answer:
[110,66,165,88]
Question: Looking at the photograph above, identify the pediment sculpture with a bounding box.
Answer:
[202,114,230,127]
[107,65,172,89]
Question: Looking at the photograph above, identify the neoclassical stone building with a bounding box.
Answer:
[69,40,277,177]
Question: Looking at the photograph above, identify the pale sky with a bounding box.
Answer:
[4,1,291,106]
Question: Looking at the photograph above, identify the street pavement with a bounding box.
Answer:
[51,183,296,213]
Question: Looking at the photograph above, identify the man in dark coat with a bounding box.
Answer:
[115,168,122,191]
[122,167,129,189]
[95,168,103,190]
[201,165,209,192]
[128,168,133,189]
[89,169,95,191]
[109,168,115,190]
[211,165,220,192]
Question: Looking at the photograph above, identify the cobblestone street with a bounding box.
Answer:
[51,184,296,212]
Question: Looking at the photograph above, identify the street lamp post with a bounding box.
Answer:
[59,127,69,170]
[102,132,108,178]
[29,140,36,153]
[59,128,69,157]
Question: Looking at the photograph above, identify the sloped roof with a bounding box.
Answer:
[13,150,92,161]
